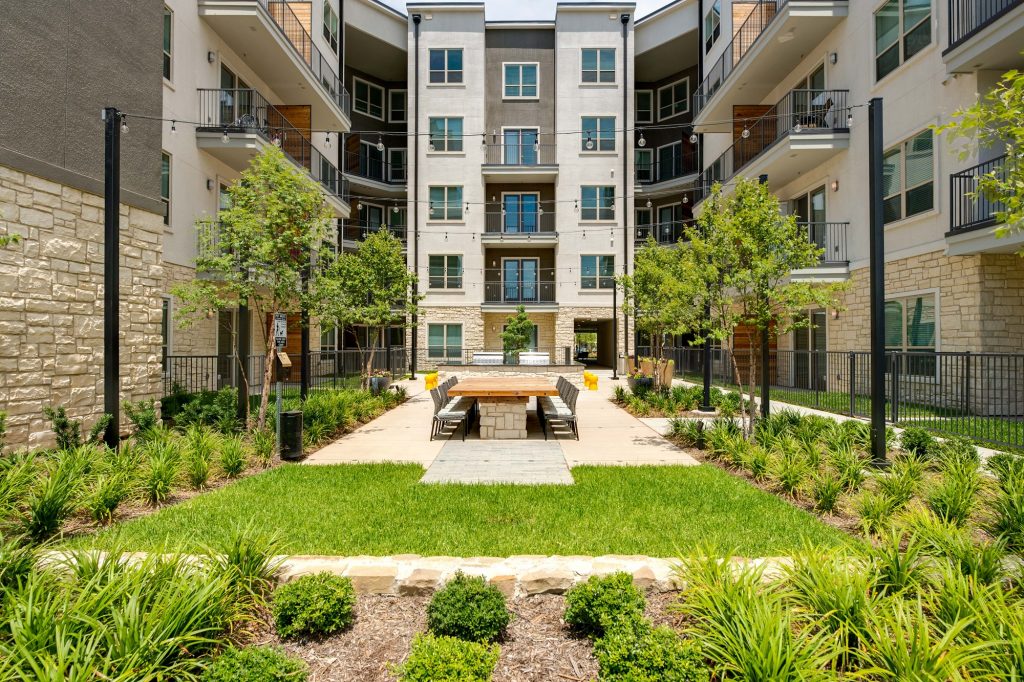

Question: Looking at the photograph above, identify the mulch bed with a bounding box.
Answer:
[250,591,683,682]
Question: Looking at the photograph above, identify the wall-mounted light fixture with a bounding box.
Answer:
[206,179,213,191]
[829,52,838,65]
[831,179,840,192]
[207,51,215,64]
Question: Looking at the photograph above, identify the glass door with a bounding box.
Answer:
[503,128,539,165]
[502,258,539,302]
[360,141,385,181]
[503,193,539,233]
[219,66,252,126]
[794,63,826,129]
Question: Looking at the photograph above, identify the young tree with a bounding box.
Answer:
[939,64,1023,241]
[172,145,331,429]
[310,229,419,388]
[501,305,534,357]
[681,179,845,436]
[619,238,691,368]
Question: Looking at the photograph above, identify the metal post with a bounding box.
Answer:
[612,283,619,379]
[300,268,309,399]
[868,97,887,465]
[621,13,630,362]
[758,174,770,419]
[275,377,283,455]
[102,107,121,450]
[848,351,856,417]
[236,303,250,423]
[699,302,714,412]
[410,14,421,379]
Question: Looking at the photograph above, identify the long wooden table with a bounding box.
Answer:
[447,377,558,439]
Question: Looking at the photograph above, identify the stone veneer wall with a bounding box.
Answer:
[0,166,164,449]
[162,261,218,355]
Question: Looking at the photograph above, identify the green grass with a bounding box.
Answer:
[72,464,847,557]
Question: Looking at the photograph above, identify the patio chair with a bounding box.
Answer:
[430,386,475,441]
[538,382,579,441]
[797,97,833,130]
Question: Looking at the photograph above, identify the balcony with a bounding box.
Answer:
[343,147,407,198]
[481,201,557,246]
[634,145,699,192]
[196,88,349,217]
[198,0,351,131]
[945,0,1024,73]
[695,89,850,202]
[634,220,690,247]
[482,279,558,309]
[339,220,407,251]
[693,0,848,127]
[945,155,1023,254]
[790,221,849,281]
[481,135,558,183]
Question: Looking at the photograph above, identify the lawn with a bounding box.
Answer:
[74,463,848,557]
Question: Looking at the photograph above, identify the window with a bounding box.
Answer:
[322,0,340,54]
[581,255,615,289]
[581,186,615,221]
[657,78,689,120]
[885,293,936,376]
[502,128,538,165]
[883,130,933,224]
[503,193,540,233]
[428,186,463,221]
[161,298,170,370]
[503,63,539,98]
[389,90,407,123]
[360,141,385,180]
[428,323,462,358]
[429,48,463,84]
[656,142,684,181]
[635,149,653,183]
[162,6,173,80]
[359,203,385,233]
[635,207,652,227]
[875,0,931,81]
[160,152,170,226]
[218,65,252,125]
[429,255,463,289]
[428,117,463,152]
[635,90,653,124]
[581,48,615,83]
[321,327,337,352]
[388,148,407,182]
[704,0,721,53]
[353,78,384,119]
[581,116,615,152]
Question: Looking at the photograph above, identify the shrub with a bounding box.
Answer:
[829,445,867,492]
[926,460,981,527]
[0,410,8,454]
[174,387,238,432]
[669,419,705,448]
[208,524,283,605]
[42,406,112,450]
[393,634,499,682]
[272,573,356,639]
[0,533,36,588]
[219,434,248,478]
[85,469,133,523]
[809,470,844,514]
[594,616,709,682]
[899,427,936,458]
[21,452,88,540]
[743,446,771,481]
[564,572,646,638]
[936,437,980,469]
[770,449,809,497]
[141,439,181,506]
[251,428,275,467]
[988,452,1024,487]
[986,468,1024,550]
[427,571,511,643]
[853,490,896,536]
[877,466,920,509]
[201,646,307,682]
[123,399,159,440]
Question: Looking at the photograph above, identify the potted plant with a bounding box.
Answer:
[626,369,654,394]
[368,369,392,395]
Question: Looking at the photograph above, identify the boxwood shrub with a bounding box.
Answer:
[564,572,646,638]
[201,646,308,681]
[594,616,709,682]
[427,571,511,643]
[394,634,499,682]
[272,573,356,639]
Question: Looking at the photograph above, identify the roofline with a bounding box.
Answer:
[486,20,556,28]
[406,2,485,9]
[353,0,409,20]
[636,0,689,24]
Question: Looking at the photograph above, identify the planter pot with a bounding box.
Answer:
[369,376,391,395]
[627,376,654,394]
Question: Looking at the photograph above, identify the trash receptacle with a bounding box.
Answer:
[280,410,303,460]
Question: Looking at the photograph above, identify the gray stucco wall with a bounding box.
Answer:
[484,29,556,141]
[0,0,163,213]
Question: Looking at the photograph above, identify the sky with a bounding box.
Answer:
[376,0,678,21]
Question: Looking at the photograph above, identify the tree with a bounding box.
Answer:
[939,63,1023,241]
[619,238,692,365]
[501,306,534,357]
[172,145,331,430]
[310,229,419,388]
[681,179,845,436]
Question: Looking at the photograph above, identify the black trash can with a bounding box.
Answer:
[280,410,304,460]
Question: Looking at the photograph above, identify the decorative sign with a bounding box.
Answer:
[273,313,288,349]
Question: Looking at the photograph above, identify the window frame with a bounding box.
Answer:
[428,117,464,153]
[500,126,540,165]
[320,326,337,352]
[884,291,939,378]
[160,151,171,226]
[580,255,616,290]
[882,129,934,225]
[657,77,690,121]
[428,254,464,289]
[501,191,541,233]
[162,6,173,82]
[704,0,722,53]
[353,76,385,120]
[388,89,407,123]
[388,148,407,183]
[635,89,654,124]
[502,62,540,100]
[655,140,684,181]
[429,48,464,85]
[428,185,464,222]
[581,48,616,84]
[427,323,463,359]
[635,148,654,183]
[322,0,340,55]
[581,116,616,153]
[874,0,932,82]
[580,185,616,222]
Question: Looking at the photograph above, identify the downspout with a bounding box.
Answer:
[411,14,421,378]
[621,12,630,364]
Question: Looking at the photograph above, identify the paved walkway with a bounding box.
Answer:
[421,439,573,484]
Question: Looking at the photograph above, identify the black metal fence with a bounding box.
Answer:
[947,0,1022,51]
[949,154,1007,234]
[637,346,1024,450]
[415,347,575,370]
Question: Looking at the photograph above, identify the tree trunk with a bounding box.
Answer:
[234,352,250,426]
[362,328,380,390]
[257,342,275,430]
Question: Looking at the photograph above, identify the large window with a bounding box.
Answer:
[580,255,615,289]
[581,116,615,152]
[875,0,931,81]
[160,152,170,226]
[162,6,173,81]
[429,117,463,152]
[704,0,721,53]
[389,90,407,123]
[581,186,615,221]
[429,48,463,84]
[388,148,407,182]
[353,77,384,120]
[883,130,933,224]
[504,63,539,99]
[322,0,340,54]
[635,90,653,124]
[321,326,337,352]
[581,48,615,84]
[886,293,936,376]
[428,323,462,359]
[429,255,463,289]
[635,148,653,183]
[657,78,689,120]
[502,128,539,165]
[428,186,463,221]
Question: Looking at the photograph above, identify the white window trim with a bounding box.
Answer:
[352,76,385,121]
[580,115,617,154]
[427,117,465,155]
[580,47,616,85]
[388,148,407,182]
[500,190,542,232]
[388,89,407,123]
[428,48,465,86]
[580,185,617,223]
[500,256,541,289]
[872,0,934,84]
[580,254,616,290]
[502,62,540,100]
[358,200,387,228]
[427,185,464,222]
[704,0,722,53]
[162,6,173,83]
[322,0,340,53]
[635,207,653,226]
[884,288,941,380]
[657,77,690,121]
[427,322,463,358]
[428,253,464,290]
[654,140,684,179]
[635,148,654,183]
[882,129,935,225]
[656,201,683,232]
[635,89,654,124]
[499,126,541,164]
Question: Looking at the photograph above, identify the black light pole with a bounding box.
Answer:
[237,302,250,423]
[699,300,714,411]
[621,13,630,364]
[868,97,887,464]
[611,284,619,380]
[758,173,770,419]
[300,268,310,400]
[102,107,121,450]
[410,14,421,379]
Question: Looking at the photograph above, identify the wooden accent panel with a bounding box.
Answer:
[731,2,776,64]
[265,312,304,381]
[733,104,773,169]
[346,133,361,174]
[268,1,313,64]
[267,105,312,171]
[732,322,777,385]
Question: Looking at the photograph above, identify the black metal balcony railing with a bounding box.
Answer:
[484,202,556,234]
[340,219,408,245]
[238,0,351,116]
[635,220,691,246]
[695,88,849,201]
[801,221,848,264]
[949,154,1008,234]
[483,142,558,166]
[635,146,699,184]
[483,281,557,304]
[947,0,1023,51]
[345,154,407,184]
[198,88,348,204]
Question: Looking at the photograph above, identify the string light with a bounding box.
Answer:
[120,116,129,134]
[170,120,176,134]
[741,128,750,139]
[585,133,594,150]
[847,112,853,128]
[637,130,646,147]
[325,132,332,148]
[689,132,697,144]
[221,129,230,143]
[376,134,385,152]
[794,122,802,133]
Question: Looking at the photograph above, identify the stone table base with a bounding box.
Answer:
[477,397,528,439]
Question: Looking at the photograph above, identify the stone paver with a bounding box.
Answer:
[421,439,573,484]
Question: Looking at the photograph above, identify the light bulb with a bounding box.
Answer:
[120,117,129,134]
[794,123,802,134]
[170,120,177,134]
[481,135,487,148]
[272,136,281,147]
[586,134,594,150]
[538,207,544,215]
[646,199,652,208]
[428,142,436,152]
[637,132,646,147]
[464,203,470,214]
[393,205,400,213]
[325,133,332,148]
[847,113,853,128]
[689,133,697,144]
[574,200,579,213]
[222,130,230,143]
[741,128,750,139]
[355,201,361,211]
[376,135,384,152]
[682,195,689,204]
